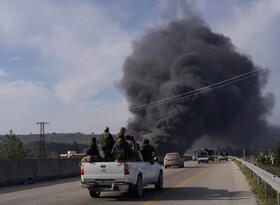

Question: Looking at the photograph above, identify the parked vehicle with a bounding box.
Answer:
[197,151,209,164]
[164,153,184,168]
[80,152,163,198]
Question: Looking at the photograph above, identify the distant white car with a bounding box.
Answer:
[197,151,209,164]
[164,153,184,168]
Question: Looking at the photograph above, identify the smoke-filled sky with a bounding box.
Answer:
[0,0,279,137]
[121,2,274,153]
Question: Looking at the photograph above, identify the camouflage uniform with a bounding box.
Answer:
[100,127,114,160]
[126,136,139,161]
[131,136,140,151]
[116,127,126,140]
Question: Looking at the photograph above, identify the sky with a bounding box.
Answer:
[0,0,279,135]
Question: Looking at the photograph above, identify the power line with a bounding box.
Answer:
[129,68,267,111]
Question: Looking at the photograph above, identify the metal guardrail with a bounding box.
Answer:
[231,156,280,204]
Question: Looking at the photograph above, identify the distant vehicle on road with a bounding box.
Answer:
[192,149,201,161]
[60,151,86,158]
[192,154,197,161]
[218,151,228,161]
[164,153,184,168]
[80,152,163,198]
[205,149,215,161]
[197,151,209,164]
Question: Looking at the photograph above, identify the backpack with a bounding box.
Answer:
[116,149,126,160]
[115,140,130,160]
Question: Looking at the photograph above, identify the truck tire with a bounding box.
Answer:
[89,190,101,198]
[155,171,163,190]
[135,175,143,197]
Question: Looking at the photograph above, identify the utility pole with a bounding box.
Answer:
[36,122,49,159]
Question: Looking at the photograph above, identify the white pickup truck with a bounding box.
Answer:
[80,152,163,198]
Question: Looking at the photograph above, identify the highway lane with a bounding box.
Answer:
[0,160,257,205]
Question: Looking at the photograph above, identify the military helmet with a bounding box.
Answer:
[120,127,126,132]
[104,126,109,132]
[143,138,150,145]
[91,137,96,143]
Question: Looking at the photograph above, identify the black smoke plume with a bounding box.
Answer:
[120,3,274,154]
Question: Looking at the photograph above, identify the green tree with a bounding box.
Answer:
[0,130,26,159]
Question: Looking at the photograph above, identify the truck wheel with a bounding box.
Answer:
[135,175,143,197]
[155,171,163,190]
[164,166,167,169]
[89,190,101,198]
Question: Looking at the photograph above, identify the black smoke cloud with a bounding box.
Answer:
[120,5,274,154]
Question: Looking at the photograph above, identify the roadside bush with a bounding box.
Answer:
[275,137,280,167]
[256,152,275,165]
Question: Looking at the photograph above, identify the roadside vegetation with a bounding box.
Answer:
[234,160,277,205]
[253,137,280,177]
[0,130,88,159]
[233,137,280,204]
[0,130,26,159]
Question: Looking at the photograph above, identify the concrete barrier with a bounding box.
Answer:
[0,158,82,186]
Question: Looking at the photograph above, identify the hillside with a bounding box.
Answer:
[24,141,89,158]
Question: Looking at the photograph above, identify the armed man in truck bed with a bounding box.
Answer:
[100,126,114,161]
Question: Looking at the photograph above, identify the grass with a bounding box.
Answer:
[233,160,278,205]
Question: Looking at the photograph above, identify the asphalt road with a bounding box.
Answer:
[0,160,257,205]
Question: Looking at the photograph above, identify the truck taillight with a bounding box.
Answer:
[124,169,129,175]
[164,158,167,161]
[124,164,129,175]
[81,164,84,175]
[176,158,179,160]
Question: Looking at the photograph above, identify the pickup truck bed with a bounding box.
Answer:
[80,153,163,198]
